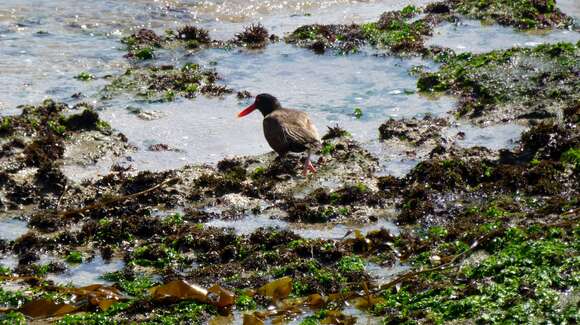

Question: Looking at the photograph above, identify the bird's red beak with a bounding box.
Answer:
[237,102,256,118]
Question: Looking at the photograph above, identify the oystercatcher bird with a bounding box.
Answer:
[238,94,321,175]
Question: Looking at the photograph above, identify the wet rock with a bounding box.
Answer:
[425,2,451,14]
[13,232,49,254]
[147,144,181,152]
[236,90,252,99]
[379,116,448,145]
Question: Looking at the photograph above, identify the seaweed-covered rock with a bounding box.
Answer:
[377,11,404,30]
[379,116,448,145]
[285,24,364,54]
[122,28,163,50]
[452,0,574,29]
[102,64,232,101]
[417,42,580,123]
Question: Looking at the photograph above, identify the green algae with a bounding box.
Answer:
[56,302,130,325]
[320,143,335,155]
[337,255,365,273]
[142,301,215,324]
[0,311,26,325]
[361,18,430,54]
[134,47,155,60]
[401,5,420,17]
[235,293,257,310]
[0,288,29,308]
[74,72,95,81]
[376,223,579,324]
[285,24,364,54]
[0,117,11,133]
[65,251,83,264]
[0,266,10,276]
[561,147,580,169]
[130,244,185,268]
[101,272,156,297]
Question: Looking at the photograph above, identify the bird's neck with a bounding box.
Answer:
[259,103,282,117]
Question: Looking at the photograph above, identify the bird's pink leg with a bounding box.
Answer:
[307,160,317,173]
[302,151,317,176]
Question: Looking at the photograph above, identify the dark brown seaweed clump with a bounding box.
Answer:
[235,23,269,48]
[177,25,211,43]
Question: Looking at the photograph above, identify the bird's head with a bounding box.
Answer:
[238,93,281,117]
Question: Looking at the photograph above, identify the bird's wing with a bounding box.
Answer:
[263,115,290,155]
[286,114,321,148]
[269,110,322,151]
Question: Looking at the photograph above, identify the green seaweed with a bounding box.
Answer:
[134,47,155,60]
[65,251,83,264]
[337,255,365,273]
[235,294,256,310]
[561,147,580,169]
[0,312,26,325]
[361,19,429,53]
[376,225,579,324]
[75,72,95,81]
[0,288,29,308]
[101,272,156,297]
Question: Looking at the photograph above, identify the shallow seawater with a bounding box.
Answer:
[205,214,399,239]
[47,256,124,287]
[558,0,580,21]
[449,123,527,150]
[0,254,18,270]
[366,261,410,286]
[0,217,28,241]
[0,0,431,111]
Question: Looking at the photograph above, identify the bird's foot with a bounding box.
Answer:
[302,160,317,176]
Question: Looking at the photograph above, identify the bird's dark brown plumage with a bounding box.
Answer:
[238,93,321,174]
[263,108,321,156]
